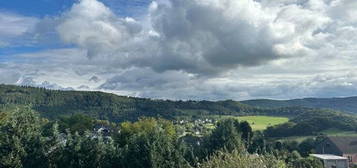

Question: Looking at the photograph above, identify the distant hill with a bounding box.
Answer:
[241,97,357,114]
[2,84,357,138]
[0,84,315,122]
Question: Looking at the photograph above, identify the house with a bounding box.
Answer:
[94,125,111,136]
[316,136,357,166]
[310,154,348,168]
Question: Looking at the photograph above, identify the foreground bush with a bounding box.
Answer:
[0,107,324,168]
[199,150,286,168]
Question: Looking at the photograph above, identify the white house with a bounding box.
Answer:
[310,154,348,168]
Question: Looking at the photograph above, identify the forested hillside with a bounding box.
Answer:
[0,84,317,122]
[1,85,357,168]
[264,109,357,137]
[241,97,357,114]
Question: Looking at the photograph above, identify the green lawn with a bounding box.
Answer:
[237,116,289,131]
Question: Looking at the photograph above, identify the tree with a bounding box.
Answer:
[199,149,286,168]
[50,131,118,168]
[288,157,323,168]
[0,107,48,168]
[117,118,189,168]
[248,131,265,154]
[58,114,95,134]
[298,138,315,157]
[239,121,253,147]
[204,119,244,155]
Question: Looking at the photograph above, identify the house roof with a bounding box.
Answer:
[311,154,347,160]
[327,136,357,154]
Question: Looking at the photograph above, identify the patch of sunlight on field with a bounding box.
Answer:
[238,116,289,131]
[321,128,357,136]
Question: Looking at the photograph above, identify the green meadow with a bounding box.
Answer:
[203,115,290,131]
[237,116,289,131]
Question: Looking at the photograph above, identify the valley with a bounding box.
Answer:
[2,84,357,168]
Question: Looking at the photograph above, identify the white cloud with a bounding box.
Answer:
[0,12,39,46]
[0,67,21,84]
[57,0,142,58]
[0,12,38,37]
[56,0,332,75]
[2,0,357,100]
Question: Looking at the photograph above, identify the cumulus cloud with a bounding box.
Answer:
[99,67,193,91]
[57,0,142,58]
[2,0,357,100]
[56,0,333,75]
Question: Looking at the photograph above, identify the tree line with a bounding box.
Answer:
[265,110,357,137]
[0,107,324,168]
[0,84,328,122]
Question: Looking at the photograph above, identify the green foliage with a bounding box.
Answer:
[0,109,190,168]
[116,118,189,168]
[0,106,48,168]
[287,157,323,168]
[195,118,256,163]
[241,97,357,114]
[199,150,286,168]
[121,129,189,168]
[238,116,289,130]
[265,122,296,137]
[247,131,266,154]
[0,85,256,122]
[58,113,95,134]
[49,131,118,168]
[204,119,244,154]
[115,118,176,146]
[239,121,253,144]
[0,107,328,168]
[0,84,324,122]
[265,110,357,137]
[297,138,315,157]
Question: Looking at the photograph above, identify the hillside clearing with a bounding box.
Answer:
[201,115,289,131]
[237,116,289,131]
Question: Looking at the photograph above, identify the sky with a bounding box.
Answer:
[1,0,357,101]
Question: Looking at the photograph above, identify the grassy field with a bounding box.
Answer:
[201,115,289,131]
[275,128,357,142]
[237,116,289,131]
[321,128,357,136]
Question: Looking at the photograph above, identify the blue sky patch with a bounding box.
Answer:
[0,0,151,17]
[0,0,76,17]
